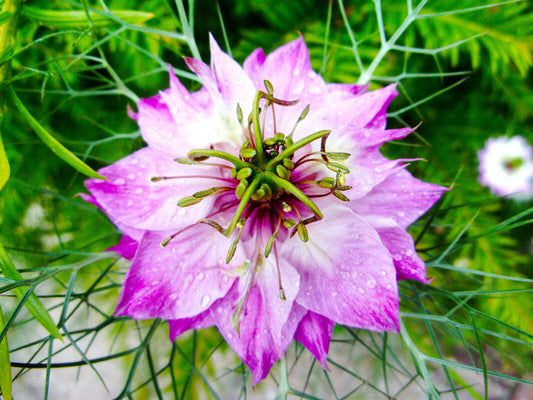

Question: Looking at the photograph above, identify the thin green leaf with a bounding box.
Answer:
[0,242,62,340]
[0,303,12,400]
[0,133,9,191]
[22,6,154,29]
[8,86,106,180]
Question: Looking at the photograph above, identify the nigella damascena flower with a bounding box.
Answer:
[82,36,446,384]
[478,136,533,201]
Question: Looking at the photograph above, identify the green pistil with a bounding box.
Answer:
[173,80,352,262]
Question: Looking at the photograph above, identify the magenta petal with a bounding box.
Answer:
[212,285,306,385]
[107,235,138,261]
[85,147,224,231]
[282,204,400,332]
[351,168,447,229]
[168,308,215,340]
[115,225,239,320]
[294,312,334,369]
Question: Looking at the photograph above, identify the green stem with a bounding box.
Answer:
[266,130,330,169]
[252,90,265,165]
[223,177,260,237]
[187,149,248,169]
[275,357,289,400]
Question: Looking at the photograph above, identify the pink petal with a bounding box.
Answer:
[212,285,306,385]
[366,216,428,282]
[114,224,239,320]
[85,147,226,231]
[168,308,215,340]
[250,36,327,102]
[256,254,300,352]
[351,168,447,229]
[281,204,400,332]
[294,311,334,369]
[184,35,257,147]
[243,48,266,76]
[78,193,145,242]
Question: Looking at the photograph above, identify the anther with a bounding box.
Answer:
[235,179,249,199]
[236,167,253,180]
[276,164,291,180]
[296,223,309,242]
[240,148,257,159]
[177,196,202,207]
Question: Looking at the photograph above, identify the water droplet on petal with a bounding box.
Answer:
[114,178,125,185]
[398,211,406,217]
[127,173,135,180]
[197,272,204,280]
[134,188,143,194]
[178,208,186,216]
[201,294,210,308]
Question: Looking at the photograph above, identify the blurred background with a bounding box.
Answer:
[0,0,532,399]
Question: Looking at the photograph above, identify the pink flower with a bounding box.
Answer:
[83,36,446,384]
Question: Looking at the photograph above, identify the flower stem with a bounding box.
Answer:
[275,357,290,400]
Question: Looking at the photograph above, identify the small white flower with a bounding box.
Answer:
[478,136,533,201]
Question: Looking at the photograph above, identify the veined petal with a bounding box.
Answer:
[256,254,300,353]
[282,204,400,332]
[351,168,447,229]
[184,35,257,147]
[365,216,428,283]
[115,224,240,320]
[85,147,225,231]
[294,311,334,369]
[212,284,306,385]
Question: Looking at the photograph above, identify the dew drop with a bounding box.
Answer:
[114,178,126,185]
[227,332,233,339]
[405,249,413,257]
[126,200,134,206]
[130,158,138,164]
[217,306,223,313]
[134,188,143,194]
[127,173,135,180]
[398,211,406,217]
[358,287,365,294]
[380,270,387,276]
[178,208,186,216]
[293,67,301,76]
[201,294,210,308]
[197,272,205,280]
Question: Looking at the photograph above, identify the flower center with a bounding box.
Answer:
[158,80,352,263]
[504,157,523,172]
